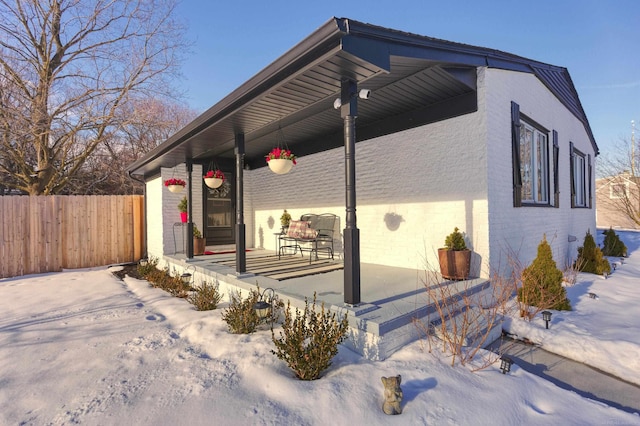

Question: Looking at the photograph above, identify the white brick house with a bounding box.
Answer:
[128,18,598,303]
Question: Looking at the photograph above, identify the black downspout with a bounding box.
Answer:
[235,133,247,273]
[341,78,361,305]
[186,160,194,259]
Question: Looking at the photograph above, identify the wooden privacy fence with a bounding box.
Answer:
[0,195,145,279]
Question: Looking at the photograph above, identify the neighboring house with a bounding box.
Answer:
[127,18,598,302]
[596,172,640,230]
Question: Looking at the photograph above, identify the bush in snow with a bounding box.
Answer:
[188,280,223,311]
[518,235,571,318]
[602,228,627,257]
[222,288,261,334]
[576,231,611,276]
[271,294,348,380]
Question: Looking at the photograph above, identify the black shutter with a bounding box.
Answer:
[553,130,559,208]
[587,154,593,208]
[511,102,522,207]
[569,142,576,208]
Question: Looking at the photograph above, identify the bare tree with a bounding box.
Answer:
[0,0,188,194]
[596,136,640,227]
[68,98,197,195]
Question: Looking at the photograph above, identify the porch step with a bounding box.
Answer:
[428,281,503,349]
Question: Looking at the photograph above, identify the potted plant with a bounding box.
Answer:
[280,209,292,233]
[204,169,225,189]
[178,197,188,223]
[164,178,186,193]
[265,147,296,174]
[438,227,471,280]
[193,224,205,255]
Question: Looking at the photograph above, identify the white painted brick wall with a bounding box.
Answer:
[484,68,596,274]
[146,164,203,259]
[144,67,595,279]
[245,81,491,274]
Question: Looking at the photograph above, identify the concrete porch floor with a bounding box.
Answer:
[165,246,490,360]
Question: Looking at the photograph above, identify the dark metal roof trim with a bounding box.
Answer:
[127,17,598,178]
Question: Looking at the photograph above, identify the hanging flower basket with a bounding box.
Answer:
[204,169,225,189]
[164,178,186,193]
[266,147,296,175]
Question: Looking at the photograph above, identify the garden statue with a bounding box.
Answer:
[381,375,403,415]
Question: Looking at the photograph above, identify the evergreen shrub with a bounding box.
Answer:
[518,236,571,312]
[602,228,627,257]
[576,231,611,276]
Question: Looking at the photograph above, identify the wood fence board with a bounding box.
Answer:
[0,195,144,278]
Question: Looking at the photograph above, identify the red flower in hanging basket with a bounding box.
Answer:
[164,178,186,187]
[204,169,225,180]
[265,147,297,165]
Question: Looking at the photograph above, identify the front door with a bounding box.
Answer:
[204,174,235,245]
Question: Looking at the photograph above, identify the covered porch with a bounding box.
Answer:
[164,247,491,360]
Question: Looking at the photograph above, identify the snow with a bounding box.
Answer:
[1,232,639,425]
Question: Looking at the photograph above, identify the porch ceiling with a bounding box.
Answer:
[127,17,596,178]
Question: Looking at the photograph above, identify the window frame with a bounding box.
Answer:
[511,102,555,208]
[609,182,628,199]
[570,142,592,209]
[519,116,551,206]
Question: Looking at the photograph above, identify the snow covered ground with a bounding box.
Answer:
[1,232,639,425]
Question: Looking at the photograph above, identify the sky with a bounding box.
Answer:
[1,232,639,424]
[173,0,640,158]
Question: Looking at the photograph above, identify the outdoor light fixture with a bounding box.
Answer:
[588,292,597,299]
[620,257,625,265]
[332,89,372,109]
[253,288,277,322]
[180,265,195,285]
[542,310,552,329]
[138,258,148,267]
[499,356,513,374]
[613,263,617,271]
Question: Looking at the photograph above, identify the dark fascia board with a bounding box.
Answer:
[128,17,598,176]
[127,17,348,177]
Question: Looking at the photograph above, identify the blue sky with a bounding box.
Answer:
[174,0,639,157]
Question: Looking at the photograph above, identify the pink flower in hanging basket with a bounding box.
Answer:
[265,147,297,165]
[204,169,225,180]
[164,178,186,187]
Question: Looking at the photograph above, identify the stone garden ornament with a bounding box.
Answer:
[381,375,403,415]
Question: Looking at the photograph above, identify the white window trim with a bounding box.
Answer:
[520,120,549,204]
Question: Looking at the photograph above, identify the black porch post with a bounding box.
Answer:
[235,133,247,273]
[186,159,194,259]
[341,79,361,305]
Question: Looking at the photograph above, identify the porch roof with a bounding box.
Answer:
[126,17,597,178]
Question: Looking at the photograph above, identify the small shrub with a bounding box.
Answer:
[137,256,159,277]
[444,227,467,250]
[576,231,611,276]
[188,280,223,311]
[271,294,349,380]
[518,235,571,316]
[602,228,627,257]
[138,262,190,298]
[221,288,261,334]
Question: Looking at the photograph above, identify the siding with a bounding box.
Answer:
[484,68,596,274]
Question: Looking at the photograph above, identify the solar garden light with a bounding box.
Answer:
[253,288,277,322]
[138,257,148,267]
[620,257,625,265]
[541,310,552,329]
[180,265,195,285]
[499,356,513,375]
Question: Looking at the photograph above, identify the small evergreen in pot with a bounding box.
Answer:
[438,227,471,280]
[178,197,188,223]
